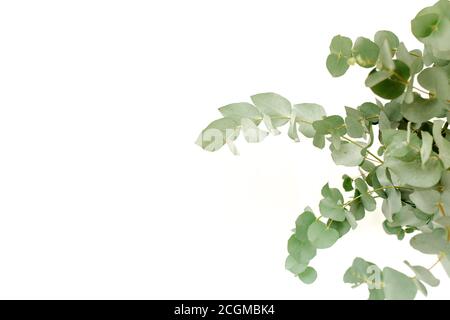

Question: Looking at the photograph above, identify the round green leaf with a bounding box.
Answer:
[326,35,353,77]
[410,190,440,214]
[418,67,449,101]
[358,102,381,122]
[355,178,377,212]
[342,175,354,192]
[369,60,410,99]
[329,35,353,56]
[326,54,350,77]
[374,30,399,52]
[343,257,378,285]
[321,184,344,202]
[288,235,317,264]
[196,118,239,151]
[410,229,450,255]
[329,219,351,238]
[312,115,346,136]
[353,37,380,68]
[219,103,262,123]
[345,107,366,138]
[404,261,440,287]
[383,267,417,300]
[412,13,440,38]
[319,197,346,222]
[295,210,316,242]
[307,221,339,249]
[285,255,307,275]
[331,142,365,167]
[298,267,318,285]
[251,93,291,127]
[365,70,391,87]
[385,156,443,189]
[401,94,447,124]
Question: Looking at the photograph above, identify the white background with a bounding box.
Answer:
[0,0,447,299]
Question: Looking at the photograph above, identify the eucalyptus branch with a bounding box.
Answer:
[198,0,450,300]
[343,185,412,208]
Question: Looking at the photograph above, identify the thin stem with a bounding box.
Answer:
[326,219,333,229]
[392,71,409,85]
[438,202,446,217]
[413,86,430,95]
[428,255,443,271]
[409,52,421,58]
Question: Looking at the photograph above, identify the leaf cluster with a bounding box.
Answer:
[197,0,450,299]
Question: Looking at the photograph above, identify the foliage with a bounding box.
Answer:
[197,1,450,299]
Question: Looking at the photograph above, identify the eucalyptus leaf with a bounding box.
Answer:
[342,175,354,192]
[293,103,326,138]
[384,156,443,189]
[376,167,402,222]
[404,261,440,287]
[418,67,449,101]
[295,210,316,242]
[327,54,350,77]
[413,278,428,296]
[251,93,292,127]
[321,183,344,202]
[344,257,383,296]
[319,197,346,222]
[401,94,447,124]
[241,118,268,143]
[358,102,381,122]
[307,221,339,249]
[420,131,433,165]
[327,35,353,77]
[383,267,418,300]
[355,178,377,212]
[396,43,424,75]
[196,118,239,152]
[329,219,351,238]
[331,142,365,167]
[219,103,262,123]
[410,189,440,214]
[345,107,366,138]
[345,210,358,230]
[313,115,346,136]
[288,235,317,264]
[353,37,380,68]
[369,60,410,99]
[365,70,391,87]
[390,205,427,228]
[298,267,318,284]
[285,255,308,275]
[433,120,450,169]
[374,30,399,52]
[410,229,450,255]
[411,1,450,60]
[379,39,395,71]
